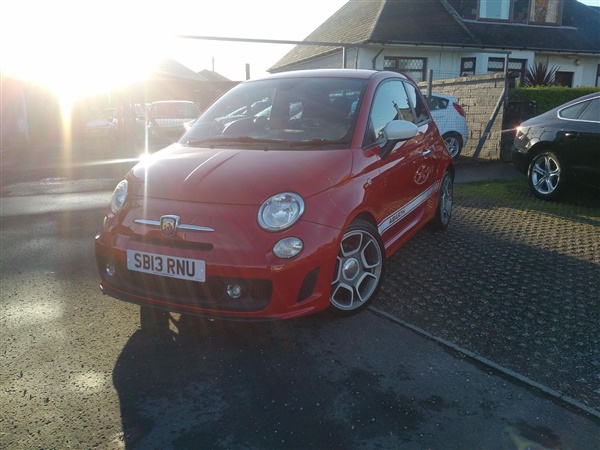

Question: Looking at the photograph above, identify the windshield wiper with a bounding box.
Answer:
[287,139,349,148]
[185,136,285,147]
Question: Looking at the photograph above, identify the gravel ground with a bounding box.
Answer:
[375,179,600,413]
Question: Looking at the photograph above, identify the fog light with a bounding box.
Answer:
[273,237,303,258]
[105,263,116,277]
[227,283,243,299]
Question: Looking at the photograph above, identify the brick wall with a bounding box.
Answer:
[419,73,506,160]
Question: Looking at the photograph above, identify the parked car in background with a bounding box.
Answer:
[423,93,468,158]
[84,104,146,149]
[95,69,454,329]
[512,92,600,200]
[147,100,201,148]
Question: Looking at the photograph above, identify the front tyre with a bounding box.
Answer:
[429,171,453,231]
[329,219,385,316]
[528,151,566,200]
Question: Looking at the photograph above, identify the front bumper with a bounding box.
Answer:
[95,200,341,320]
[511,138,530,175]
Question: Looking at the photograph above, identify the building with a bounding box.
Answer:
[269,0,600,88]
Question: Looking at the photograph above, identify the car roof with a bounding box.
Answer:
[255,69,404,82]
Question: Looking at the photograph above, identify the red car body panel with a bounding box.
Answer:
[95,69,453,320]
[131,145,354,204]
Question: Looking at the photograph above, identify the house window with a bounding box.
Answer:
[513,0,529,23]
[529,0,561,24]
[596,64,600,87]
[555,71,573,87]
[488,58,505,73]
[384,57,427,82]
[479,0,510,20]
[473,0,562,24]
[461,58,476,76]
[488,57,527,84]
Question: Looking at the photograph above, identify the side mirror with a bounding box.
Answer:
[383,120,418,141]
[379,120,419,159]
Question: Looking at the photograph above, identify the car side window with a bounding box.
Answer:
[404,82,431,125]
[364,80,412,147]
[578,98,600,122]
[559,101,588,120]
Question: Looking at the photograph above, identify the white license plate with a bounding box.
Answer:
[126,250,205,282]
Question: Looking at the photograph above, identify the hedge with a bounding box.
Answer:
[509,86,600,115]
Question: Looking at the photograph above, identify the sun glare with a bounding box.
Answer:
[1,1,166,103]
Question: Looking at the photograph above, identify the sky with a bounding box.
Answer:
[1,0,599,102]
[0,0,348,101]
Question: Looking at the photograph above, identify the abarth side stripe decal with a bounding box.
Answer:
[377,181,441,236]
[134,219,214,232]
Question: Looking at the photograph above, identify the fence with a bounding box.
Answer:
[418,71,510,161]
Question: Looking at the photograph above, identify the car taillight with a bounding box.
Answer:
[452,102,466,117]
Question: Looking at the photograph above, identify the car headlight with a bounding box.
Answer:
[109,180,128,214]
[258,192,305,231]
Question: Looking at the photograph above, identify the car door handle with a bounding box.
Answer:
[564,132,580,139]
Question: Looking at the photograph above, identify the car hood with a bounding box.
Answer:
[152,118,195,127]
[130,144,353,204]
[86,118,113,128]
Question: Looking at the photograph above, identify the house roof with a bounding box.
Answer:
[197,70,231,82]
[270,0,600,72]
[150,57,209,82]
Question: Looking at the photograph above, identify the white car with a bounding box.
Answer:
[147,100,201,147]
[84,104,146,149]
[424,93,468,158]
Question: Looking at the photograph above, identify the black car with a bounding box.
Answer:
[512,92,600,200]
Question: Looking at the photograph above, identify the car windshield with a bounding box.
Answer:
[180,77,367,149]
[150,102,199,119]
[91,108,117,120]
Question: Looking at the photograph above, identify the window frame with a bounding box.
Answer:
[363,78,429,148]
[461,57,477,76]
[383,57,427,83]
[474,0,563,25]
[528,0,562,25]
[487,57,527,85]
[478,0,511,21]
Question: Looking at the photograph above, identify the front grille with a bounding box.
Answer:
[129,235,213,252]
[98,256,271,312]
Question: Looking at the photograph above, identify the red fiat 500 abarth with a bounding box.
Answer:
[95,69,454,327]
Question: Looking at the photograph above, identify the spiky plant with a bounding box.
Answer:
[525,62,559,87]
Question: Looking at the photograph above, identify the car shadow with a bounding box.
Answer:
[111,312,424,449]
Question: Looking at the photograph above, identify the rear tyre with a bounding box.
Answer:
[442,132,463,159]
[140,305,169,335]
[329,219,385,316]
[528,151,566,200]
[429,171,453,231]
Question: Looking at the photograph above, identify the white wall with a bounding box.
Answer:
[282,47,598,87]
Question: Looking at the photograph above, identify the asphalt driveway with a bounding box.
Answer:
[1,152,599,448]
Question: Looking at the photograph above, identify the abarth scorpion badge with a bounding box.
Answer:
[160,215,180,238]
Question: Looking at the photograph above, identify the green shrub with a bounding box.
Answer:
[509,86,600,115]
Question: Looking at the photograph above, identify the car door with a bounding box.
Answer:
[561,97,600,186]
[364,79,435,247]
[404,82,441,198]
